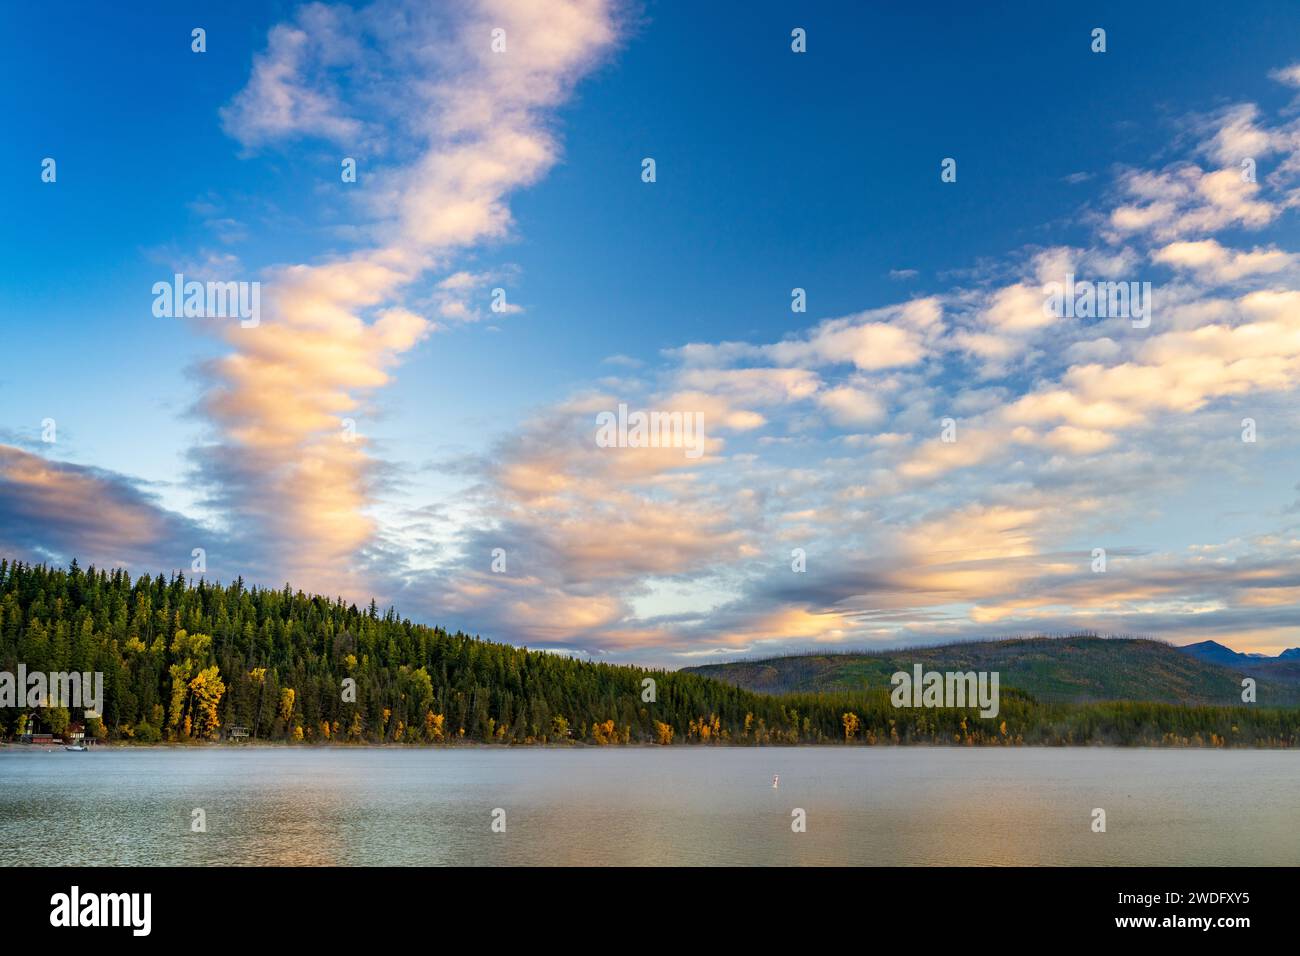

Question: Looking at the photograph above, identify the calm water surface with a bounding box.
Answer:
[0,746,1295,865]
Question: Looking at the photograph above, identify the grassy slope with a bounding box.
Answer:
[683,636,1300,706]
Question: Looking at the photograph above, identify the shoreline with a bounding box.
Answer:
[3,740,1297,751]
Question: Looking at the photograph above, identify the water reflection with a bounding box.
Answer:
[0,747,1295,866]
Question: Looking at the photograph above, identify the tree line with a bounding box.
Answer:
[2,559,1298,747]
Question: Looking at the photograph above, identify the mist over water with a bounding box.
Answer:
[1,747,1295,866]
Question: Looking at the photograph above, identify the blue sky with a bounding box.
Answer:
[4,0,1300,664]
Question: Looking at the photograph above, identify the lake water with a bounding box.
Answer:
[0,746,1295,866]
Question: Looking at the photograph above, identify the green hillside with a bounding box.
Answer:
[684,636,1300,707]
[4,561,1299,747]
[0,558,839,746]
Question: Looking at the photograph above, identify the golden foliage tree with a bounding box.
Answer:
[278,688,296,726]
[167,660,193,735]
[842,711,860,742]
[188,665,226,740]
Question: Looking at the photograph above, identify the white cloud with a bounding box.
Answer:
[816,385,886,427]
[197,0,620,596]
[1269,63,1300,88]
[1153,238,1295,283]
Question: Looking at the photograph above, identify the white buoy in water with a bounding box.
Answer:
[772,774,779,788]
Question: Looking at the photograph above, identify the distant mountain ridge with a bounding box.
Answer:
[683,636,1300,707]
[1180,640,1300,666]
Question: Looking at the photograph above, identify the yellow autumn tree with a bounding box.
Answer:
[689,715,720,742]
[167,660,193,735]
[654,721,675,745]
[279,688,296,725]
[425,711,445,742]
[842,711,860,742]
[188,665,226,740]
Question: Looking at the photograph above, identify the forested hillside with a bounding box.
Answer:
[685,636,1300,706]
[3,560,1299,747]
